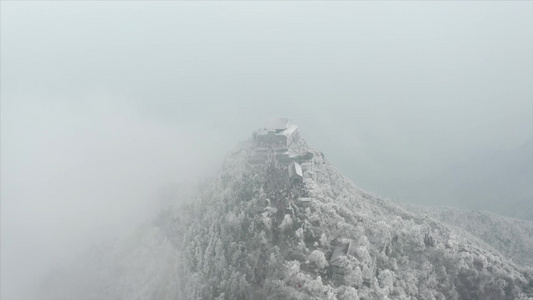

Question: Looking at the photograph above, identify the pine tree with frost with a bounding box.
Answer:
[279,214,293,232]
[308,250,328,270]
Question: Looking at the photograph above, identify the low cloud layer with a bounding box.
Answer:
[1,2,532,299]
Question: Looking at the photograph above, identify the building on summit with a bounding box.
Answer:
[254,118,300,148]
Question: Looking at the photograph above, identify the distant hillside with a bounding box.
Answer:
[401,204,533,267]
[406,137,533,221]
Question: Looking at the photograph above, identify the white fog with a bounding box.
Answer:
[1,2,532,299]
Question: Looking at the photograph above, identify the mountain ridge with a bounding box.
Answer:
[39,121,533,300]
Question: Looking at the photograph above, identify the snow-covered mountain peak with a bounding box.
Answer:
[40,120,533,300]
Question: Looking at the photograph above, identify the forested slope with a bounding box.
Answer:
[39,136,533,300]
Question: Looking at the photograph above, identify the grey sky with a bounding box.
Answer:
[1,2,532,299]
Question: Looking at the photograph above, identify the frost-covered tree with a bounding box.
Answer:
[308,250,328,270]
